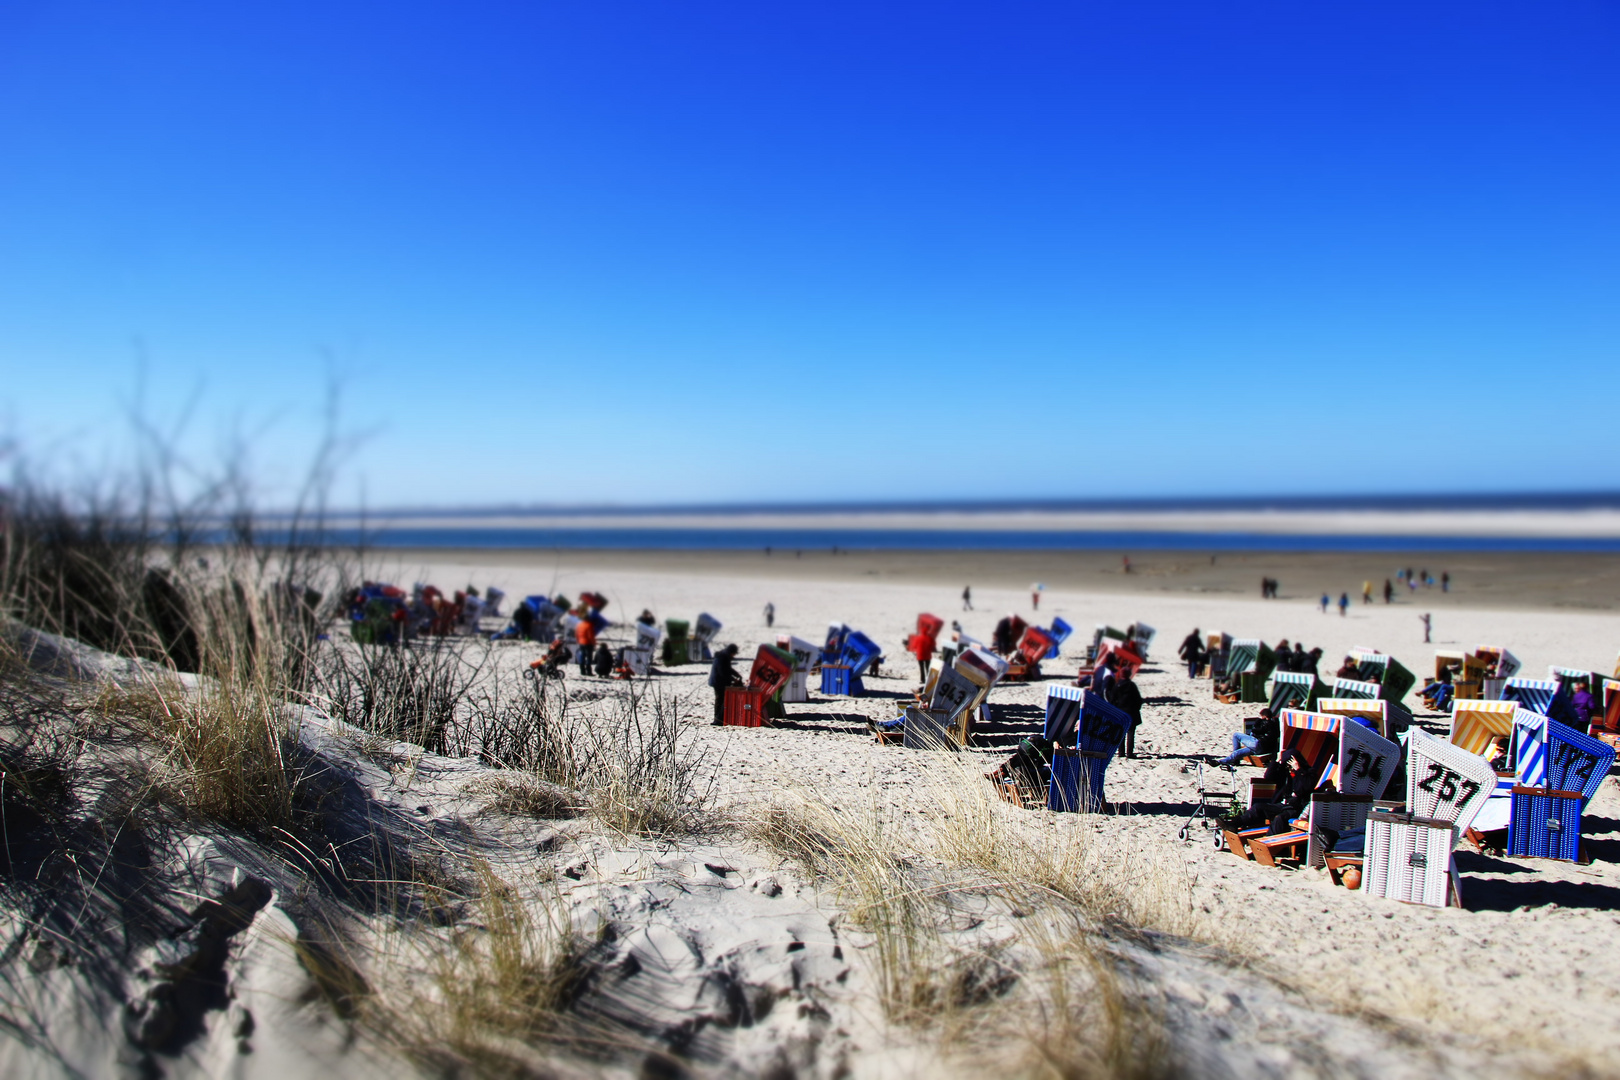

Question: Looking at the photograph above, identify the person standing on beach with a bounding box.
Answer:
[1420,613,1431,643]
[1441,571,1450,593]
[1320,593,1330,614]
[709,644,742,725]
[575,617,598,677]
[962,585,973,611]
[1032,583,1044,610]
[1362,581,1372,605]
[764,602,775,628]
[1384,579,1394,604]
[1109,667,1145,759]
[1338,592,1349,616]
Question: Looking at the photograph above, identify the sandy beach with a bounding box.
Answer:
[9,548,1620,1078]
[357,548,1620,1073]
[378,545,1620,613]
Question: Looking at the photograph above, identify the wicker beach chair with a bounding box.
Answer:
[1269,670,1328,713]
[1045,687,1130,812]
[1317,697,1412,742]
[1348,648,1417,704]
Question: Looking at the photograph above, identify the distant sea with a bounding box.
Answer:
[273,493,1620,553]
[306,525,1620,553]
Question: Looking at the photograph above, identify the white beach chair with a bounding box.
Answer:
[778,635,819,704]
[1406,727,1497,833]
[1363,810,1464,908]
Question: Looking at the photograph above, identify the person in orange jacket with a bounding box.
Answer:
[575,617,597,676]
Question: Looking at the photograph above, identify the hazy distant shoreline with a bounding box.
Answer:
[303,507,1620,549]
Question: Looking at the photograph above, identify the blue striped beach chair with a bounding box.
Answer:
[1506,715,1618,860]
[1502,677,1573,723]
[1045,687,1130,812]
[1044,617,1073,659]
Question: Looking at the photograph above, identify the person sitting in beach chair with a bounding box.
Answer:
[1219,751,1315,836]
[986,736,1054,805]
[1421,662,1460,712]
[1216,707,1280,767]
[1334,656,1360,681]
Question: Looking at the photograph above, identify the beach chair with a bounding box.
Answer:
[918,661,978,748]
[1508,786,1587,862]
[1126,623,1157,660]
[1363,810,1465,908]
[949,647,1008,746]
[1225,639,1278,702]
[689,613,722,663]
[776,635,819,704]
[821,623,850,666]
[1449,699,1516,759]
[1007,625,1056,681]
[901,705,957,750]
[660,619,691,665]
[1269,670,1327,713]
[1318,697,1411,742]
[1510,712,1615,809]
[1505,716,1617,861]
[748,644,795,699]
[1045,687,1130,812]
[1595,679,1620,748]
[1044,617,1073,660]
[1349,648,1417,704]
[1277,708,1342,785]
[1475,645,1521,680]
[1406,727,1498,834]
[1304,793,1377,869]
[721,687,768,727]
[1331,719,1400,800]
[1330,676,1382,702]
[1501,677,1573,723]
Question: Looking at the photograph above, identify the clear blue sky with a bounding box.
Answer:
[1,2,1616,507]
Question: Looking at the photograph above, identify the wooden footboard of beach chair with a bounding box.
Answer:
[1250,828,1310,867]
[1223,825,1268,858]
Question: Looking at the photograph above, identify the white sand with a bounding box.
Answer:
[397,552,1620,1072]
[10,555,1620,1077]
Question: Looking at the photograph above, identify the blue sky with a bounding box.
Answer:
[1,2,1616,507]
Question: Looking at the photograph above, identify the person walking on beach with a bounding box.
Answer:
[1338,592,1350,617]
[1032,583,1044,610]
[1362,581,1372,605]
[1320,593,1330,614]
[962,585,973,611]
[1383,579,1394,604]
[764,601,775,628]
[1441,571,1450,593]
[1420,612,1432,643]
[1179,628,1205,678]
[709,643,742,725]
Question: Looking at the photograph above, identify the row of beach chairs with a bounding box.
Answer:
[1224,669,1617,907]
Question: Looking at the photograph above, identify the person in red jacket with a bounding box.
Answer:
[910,631,935,682]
